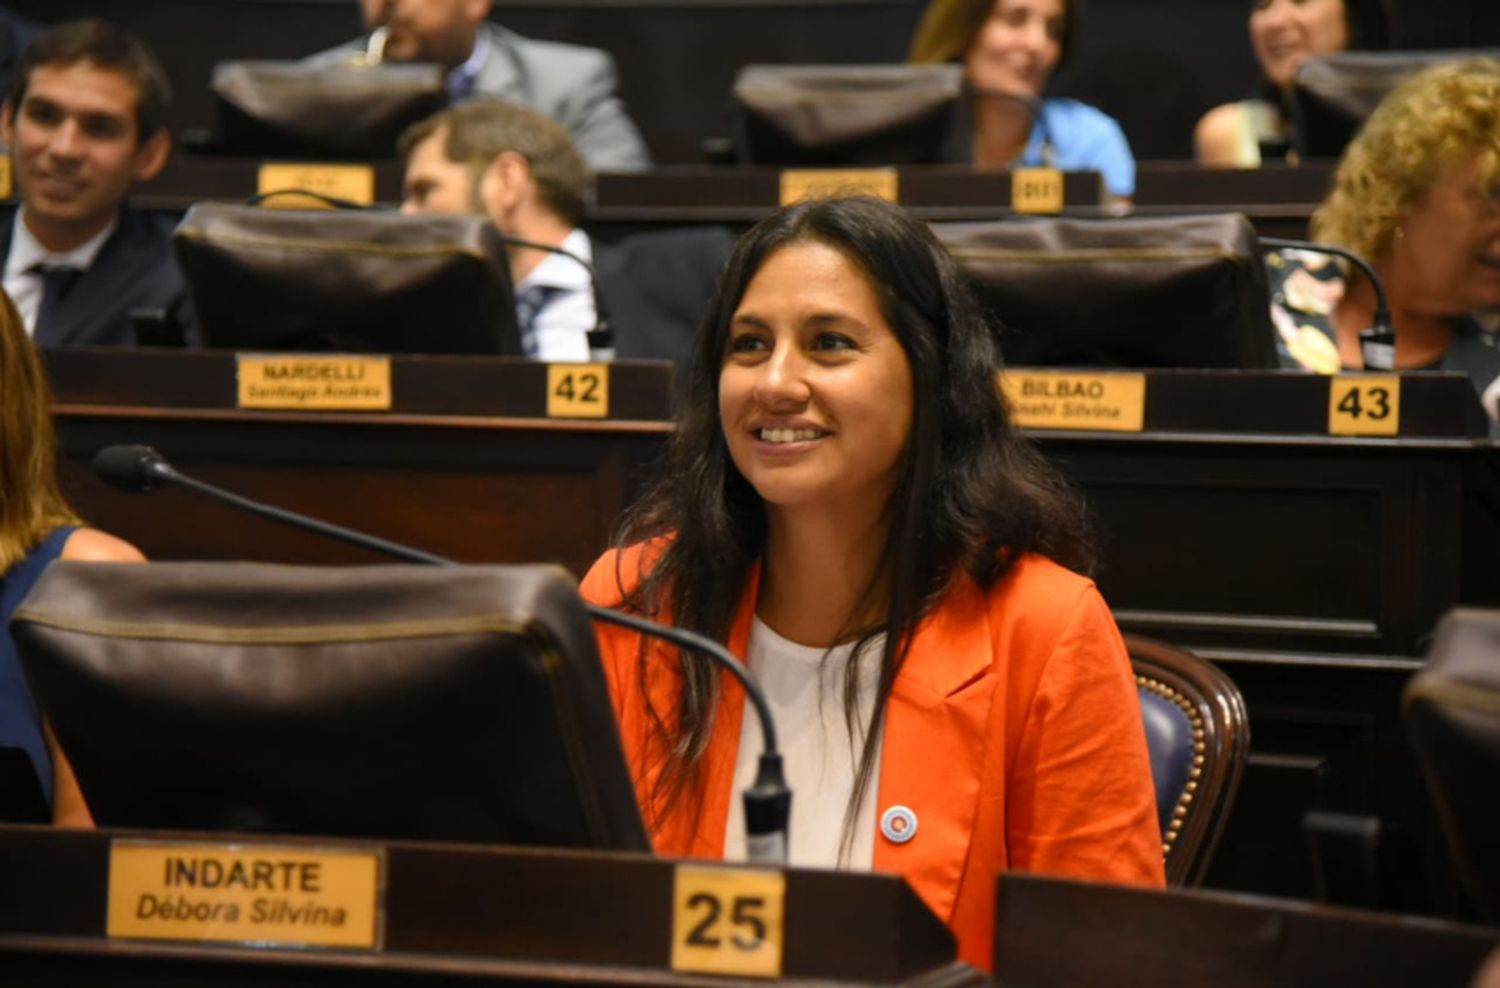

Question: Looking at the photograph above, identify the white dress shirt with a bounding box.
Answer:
[513,227,596,362]
[3,210,117,337]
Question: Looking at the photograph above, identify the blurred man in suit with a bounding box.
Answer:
[312,0,650,171]
[399,100,730,366]
[0,19,192,347]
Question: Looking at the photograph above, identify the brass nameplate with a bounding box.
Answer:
[257,163,376,208]
[547,363,610,418]
[1329,374,1400,436]
[671,865,785,979]
[1011,167,1065,214]
[0,154,11,200]
[107,840,383,949]
[780,168,898,206]
[1000,370,1147,432]
[238,354,392,410]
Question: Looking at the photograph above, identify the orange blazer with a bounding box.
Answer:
[580,543,1165,970]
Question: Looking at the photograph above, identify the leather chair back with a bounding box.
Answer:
[1126,633,1251,885]
[10,561,649,850]
[174,203,520,355]
[1291,50,1500,159]
[210,60,446,158]
[933,213,1278,369]
[1404,607,1500,920]
[732,63,963,165]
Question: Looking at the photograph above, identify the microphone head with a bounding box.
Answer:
[93,444,173,493]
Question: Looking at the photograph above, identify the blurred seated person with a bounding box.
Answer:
[580,196,1164,971]
[0,289,143,827]
[1195,0,1391,167]
[0,9,38,102]
[400,101,731,365]
[309,0,650,171]
[0,19,193,348]
[1272,58,1500,428]
[910,0,1135,199]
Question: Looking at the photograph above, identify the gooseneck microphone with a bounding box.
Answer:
[92,444,792,864]
[92,444,450,566]
[1259,236,1396,372]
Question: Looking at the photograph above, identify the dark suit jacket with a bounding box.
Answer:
[0,207,194,347]
[593,226,736,371]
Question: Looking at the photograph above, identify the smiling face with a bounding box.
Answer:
[964,0,1066,98]
[0,61,169,253]
[719,240,915,522]
[1250,0,1349,90]
[1388,152,1500,316]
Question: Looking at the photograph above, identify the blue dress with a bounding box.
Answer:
[0,526,74,812]
[942,96,1137,198]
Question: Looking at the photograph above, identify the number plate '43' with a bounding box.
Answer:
[1329,375,1400,436]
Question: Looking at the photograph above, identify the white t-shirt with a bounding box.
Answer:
[723,617,885,870]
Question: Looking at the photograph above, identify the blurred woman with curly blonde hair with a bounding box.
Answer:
[1269,57,1500,426]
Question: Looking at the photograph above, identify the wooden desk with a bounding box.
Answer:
[994,874,1498,988]
[45,349,1500,912]
[7,155,1328,240]
[0,824,976,986]
[48,349,673,579]
[592,161,1333,239]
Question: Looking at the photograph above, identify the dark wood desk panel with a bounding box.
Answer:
[55,413,667,577]
[0,825,978,987]
[1062,436,1473,657]
[993,875,1498,988]
[48,349,673,578]
[16,157,1327,240]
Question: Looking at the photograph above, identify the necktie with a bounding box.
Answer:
[32,264,83,344]
[515,284,560,358]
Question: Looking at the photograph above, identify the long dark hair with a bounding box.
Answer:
[615,195,1092,834]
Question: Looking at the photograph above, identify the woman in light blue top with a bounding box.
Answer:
[910,0,1135,199]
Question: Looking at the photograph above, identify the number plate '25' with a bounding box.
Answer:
[670,865,785,979]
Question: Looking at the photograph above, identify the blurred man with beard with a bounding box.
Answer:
[310,0,649,171]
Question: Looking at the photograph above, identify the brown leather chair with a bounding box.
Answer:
[1404,607,1500,921]
[1125,632,1250,886]
[932,213,1278,369]
[731,63,964,165]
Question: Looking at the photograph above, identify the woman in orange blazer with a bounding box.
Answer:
[580,195,1163,971]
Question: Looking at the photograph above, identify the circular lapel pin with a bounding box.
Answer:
[880,805,918,844]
